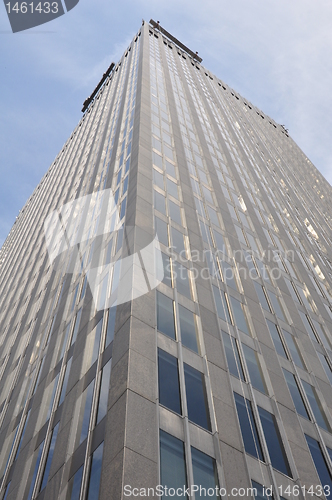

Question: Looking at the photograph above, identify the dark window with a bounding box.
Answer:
[213,230,227,256]
[220,260,237,290]
[179,305,199,353]
[252,481,273,499]
[258,406,292,477]
[301,380,331,432]
[165,160,176,178]
[80,380,95,444]
[283,369,309,419]
[244,251,258,278]
[242,344,267,394]
[154,190,166,215]
[40,422,59,491]
[60,323,71,359]
[58,357,73,406]
[171,227,185,255]
[161,252,172,287]
[312,319,331,350]
[96,359,112,424]
[106,307,116,347]
[317,352,332,385]
[305,435,332,490]
[3,482,11,500]
[173,261,191,299]
[234,393,264,461]
[27,440,44,500]
[158,349,181,415]
[157,291,176,339]
[153,168,164,189]
[167,178,179,199]
[267,290,285,321]
[212,285,231,323]
[200,221,213,246]
[71,308,82,346]
[169,200,182,225]
[299,311,317,342]
[160,431,188,498]
[90,318,103,366]
[184,363,211,431]
[254,283,270,312]
[282,330,304,369]
[266,320,287,358]
[191,447,220,499]
[327,446,332,464]
[86,442,104,500]
[222,332,244,380]
[155,216,169,246]
[69,466,83,500]
[229,296,250,335]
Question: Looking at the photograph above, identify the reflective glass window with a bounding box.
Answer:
[220,260,237,290]
[154,190,166,215]
[69,466,83,500]
[79,380,95,444]
[266,320,287,358]
[229,296,250,335]
[305,435,332,490]
[173,261,191,299]
[167,178,179,199]
[192,447,219,499]
[160,431,187,498]
[212,286,231,323]
[158,349,181,414]
[171,227,185,256]
[96,359,112,424]
[267,290,285,321]
[184,363,211,431]
[301,380,331,432]
[40,422,59,491]
[161,252,172,287]
[27,440,44,500]
[283,369,309,419]
[299,311,317,342]
[179,305,198,353]
[222,332,244,380]
[242,344,267,393]
[157,291,176,339]
[234,393,263,460]
[282,330,305,369]
[169,201,182,225]
[106,307,116,347]
[58,357,73,406]
[317,352,332,385]
[254,283,270,312]
[153,169,164,189]
[155,216,169,247]
[258,406,292,477]
[213,230,227,256]
[252,481,273,500]
[86,442,104,500]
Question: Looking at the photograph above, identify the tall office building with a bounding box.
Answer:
[1,18,332,500]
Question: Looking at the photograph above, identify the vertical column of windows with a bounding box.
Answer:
[151,30,219,496]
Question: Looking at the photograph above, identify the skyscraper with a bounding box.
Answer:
[1,18,332,500]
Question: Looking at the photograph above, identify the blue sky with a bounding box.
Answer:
[1,0,332,247]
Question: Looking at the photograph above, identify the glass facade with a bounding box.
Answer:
[0,19,332,500]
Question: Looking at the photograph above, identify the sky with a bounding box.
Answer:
[1,0,331,248]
